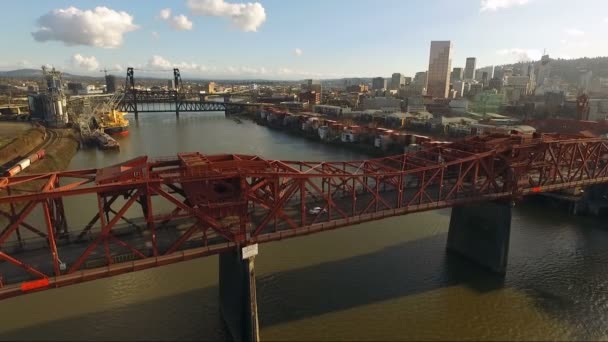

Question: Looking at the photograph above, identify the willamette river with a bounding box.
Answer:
[0,111,607,341]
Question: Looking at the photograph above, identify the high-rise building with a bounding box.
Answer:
[537,54,551,86]
[372,77,387,90]
[302,79,322,93]
[464,57,476,80]
[299,91,321,105]
[579,70,593,93]
[167,79,175,90]
[475,66,494,81]
[105,75,117,93]
[494,66,505,80]
[426,41,453,99]
[391,73,405,90]
[482,72,489,87]
[451,80,465,98]
[205,82,216,94]
[414,72,427,84]
[451,67,463,82]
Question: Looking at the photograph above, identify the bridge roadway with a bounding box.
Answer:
[114,89,260,116]
[0,132,605,288]
[0,179,499,286]
[0,134,608,340]
[0,132,607,340]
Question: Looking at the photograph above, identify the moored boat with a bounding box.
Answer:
[99,109,129,136]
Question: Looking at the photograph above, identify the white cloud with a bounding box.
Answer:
[480,0,530,12]
[158,8,194,30]
[169,15,194,30]
[134,55,334,79]
[32,6,139,48]
[147,55,173,70]
[146,55,208,72]
[151,31,160,40]
[497,48,542,62]
[159,8,171,20]
[70,54,100,71]
[277,68,328,78]
[187,0,266,32]
[294,48,303,57]
[604,17,608,23]
[564,28,584,36]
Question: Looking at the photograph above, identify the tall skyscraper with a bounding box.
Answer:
[105,75,117,93]
[451,67,463,82]
[414,72,427,84]
[464,57,476,80]
[391,73,405,90]
[372,77,387,90]
[537,54,551,86]
[426,41,453,99]
[302,79,322,93]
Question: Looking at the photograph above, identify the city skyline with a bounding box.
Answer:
[0,0,607,79]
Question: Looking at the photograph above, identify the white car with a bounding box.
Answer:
[308,206,327,215]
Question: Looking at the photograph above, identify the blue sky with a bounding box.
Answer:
[0,0,607,79]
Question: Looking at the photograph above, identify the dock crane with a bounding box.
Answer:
[99,68,120,77]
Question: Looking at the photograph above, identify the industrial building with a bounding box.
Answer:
[28,66,68,127]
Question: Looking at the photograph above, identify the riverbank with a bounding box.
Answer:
[0,125,45,166]
[0,122,79,175]
[0,126,79,226]
[23,129,79,175]
[231,111,406,158]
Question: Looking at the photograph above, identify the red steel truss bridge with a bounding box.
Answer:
[1,133,608,300]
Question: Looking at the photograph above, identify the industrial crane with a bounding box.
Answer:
[99,68,120,77]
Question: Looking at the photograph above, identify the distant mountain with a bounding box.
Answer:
[499,56,608,84]
[0,68,98,80]
[0,68,45,78]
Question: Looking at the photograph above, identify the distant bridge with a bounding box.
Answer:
[114,68,261,118]
[115,89,260,117]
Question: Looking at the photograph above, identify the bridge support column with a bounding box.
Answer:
[446,200,512,274]
[219,249,260,342]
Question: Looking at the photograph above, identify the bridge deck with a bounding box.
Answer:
[0,133,607,299]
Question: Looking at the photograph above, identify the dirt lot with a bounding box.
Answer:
[0,122,33,150]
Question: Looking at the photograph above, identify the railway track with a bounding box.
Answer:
[1,127,59,176]
[39,128,58,150]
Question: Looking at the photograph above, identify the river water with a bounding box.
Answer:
[1,112,607,341]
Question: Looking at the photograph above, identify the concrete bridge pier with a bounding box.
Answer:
[446,200,513,274]
[219,249,260,342]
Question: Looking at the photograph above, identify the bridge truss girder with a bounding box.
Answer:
[0,134,607,298]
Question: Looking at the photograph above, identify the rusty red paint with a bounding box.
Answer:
[20,278,49,291]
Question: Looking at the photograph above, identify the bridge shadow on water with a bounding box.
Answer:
[256,233,505,327]
[0,233,508,341]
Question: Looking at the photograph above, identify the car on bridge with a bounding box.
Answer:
[308,206,327,215]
